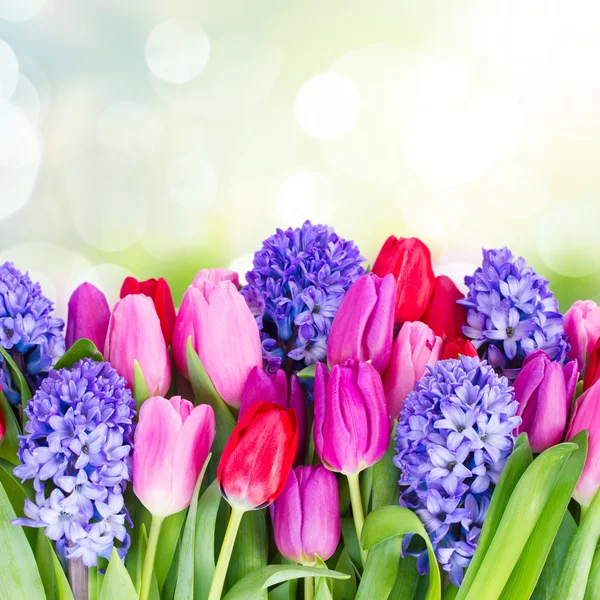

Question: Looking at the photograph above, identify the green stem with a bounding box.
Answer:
[581,502,589,521]
[304,576,314,600]
[347,472,368,565]
[208,506,245,600]
[139,514,164,600]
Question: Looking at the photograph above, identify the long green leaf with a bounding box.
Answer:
[133,359,150,410]
[500,431,588,600]
[583,545,600,600]
[54,338,103,370]
[0,389,21,464]
[463,442,577,600]
[371,429,401,511]
[0,346,32,408]
[36,529,56,599]
[361,505,441,600]
[388,555,421,600]
[356,536,402,600]
[100,548,138,600]
[340,517,362,575]
[52,549,75,600]
[332,548,357,600]
[361,466,373,512]
[0,477,45,599]
[155,508,187,590]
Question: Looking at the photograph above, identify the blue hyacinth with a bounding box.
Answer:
[395,356,520,587]
[13,358,135,566]
[0,262,65,404]
[459,248,568,379]
[241,221,364,370]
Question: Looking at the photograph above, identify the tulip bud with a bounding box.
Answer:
[584,337,600,391]
[270,465,340,565]
[192,268,239,290]
[66,283,111,351]
[172,274,262,408]
[240,367,307,465]
[314,361,390,474]
[105,295,171,396]
[133,396,215,517]
[218,401,298,510]
[383,321,442,419]
[564,300,600,375]
[328,273,395,373]
[513,350,577,453]
[372,236,435,324]
[120,276,176,347]
[566,379,600,507]
[441,338,479,360]
[421,275,467,341]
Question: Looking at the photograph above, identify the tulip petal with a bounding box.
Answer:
[271,469,304,563]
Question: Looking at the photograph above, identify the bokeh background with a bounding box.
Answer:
[1,0,600,321]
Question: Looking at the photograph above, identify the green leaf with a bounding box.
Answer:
[457,435,533,599]
[360,505,441,600]
[341,517,362,575]
[0,346,32,408]
[0,477,45,599]
[36,529,56,599]
[155,508,187,590]
[360,466,373,513]
[551,485,600,600]
[443,586,459,600]
[0,390,21,465]
[54,338,103,370]
[356,536,403,600]
[499,431,588,600]
[463,442,577,600]
[89,566,99,600]
[332,548,357,600]
[316,574,335,600]
[0,457,34,543]
[297,364,316,380]
[52,549,75,600]
[371,427,401,511]
[584,545,600,600]
[133,359,150,409]
[174,453,212,600]
[100,548,138,600]
[388,556,421,600]
[222,565,350,600]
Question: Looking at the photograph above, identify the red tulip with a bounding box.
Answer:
[584,337,600,391]
[217,401,298,510]
[442,338,479,360]
[372,236,435,324]
[421,275,467,341]
[120,277,176,346]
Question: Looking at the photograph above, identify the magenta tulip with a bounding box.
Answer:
[172,275,262,408]
[240,367,307,465]
[133,396,216,517]
[513,350,577,453]
[105,295,171,396]
[383,321,442,419]
[328,273,395,373]
[270,465,340,565]
[564,300,600,375]
[314,360,390,474]
[66,282,111,351]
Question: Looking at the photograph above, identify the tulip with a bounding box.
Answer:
[566,379,600,508]
[105,295,171,396]
[0,407,5,445]
[442,338,479,360]
[328,273,395,373]
[371,235,435,324]
[121,276,176,346]
[421,275,467,341]
[133,396,215,600]
[270,465,340,565]
[65,283,111,351]
[564,300,600,375]
[513,350,577,453]
[383,321,442,419]
[172,274,262,408]
[192,267,239,290]
[240,367,307,465]
[584,337,600,391]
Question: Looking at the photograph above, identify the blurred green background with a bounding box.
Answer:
[1,0,599,319]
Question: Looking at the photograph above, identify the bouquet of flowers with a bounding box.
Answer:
[1,220,599,600]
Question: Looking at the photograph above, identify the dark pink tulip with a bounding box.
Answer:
[66,283,111,351]
[314,360,390,474]
[270,465,340,565]
[514,350,577,453]
[328,273,395,373]
[564,300,600,375]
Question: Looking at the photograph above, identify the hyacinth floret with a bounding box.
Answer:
[241,220,364,370]
[0,261,65,404]
[394,356,520,587]
[459,248,568,379]
[13,358,135,566]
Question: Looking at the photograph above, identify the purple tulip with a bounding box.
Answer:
[66,283,111,351]
[314,360,391,474]
[270,465,340,565]
[513,350,577,453]
[564,300,600,375]
[328,273,396,373]
[240,367,307,466]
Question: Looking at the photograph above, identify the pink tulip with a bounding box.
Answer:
[513,350,578,453]
[66,283,111,351]
[328,273,395,373]
[172,275,262,408]
[383,321,442,419]
[564,300,600,375]
[192,268,239,290]
[133,396,215,517]
[105,295,171,396]
[240,367,307,465]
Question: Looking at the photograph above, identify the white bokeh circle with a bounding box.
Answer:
[0,39,19,105]
[166,153,217,210]
[0,0,46,22]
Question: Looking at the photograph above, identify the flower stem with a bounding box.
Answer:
[304,576,314,600]
[139,514,164,600]
[208,506,245,600]
[68,557,88,600]
[347,472,368,565]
